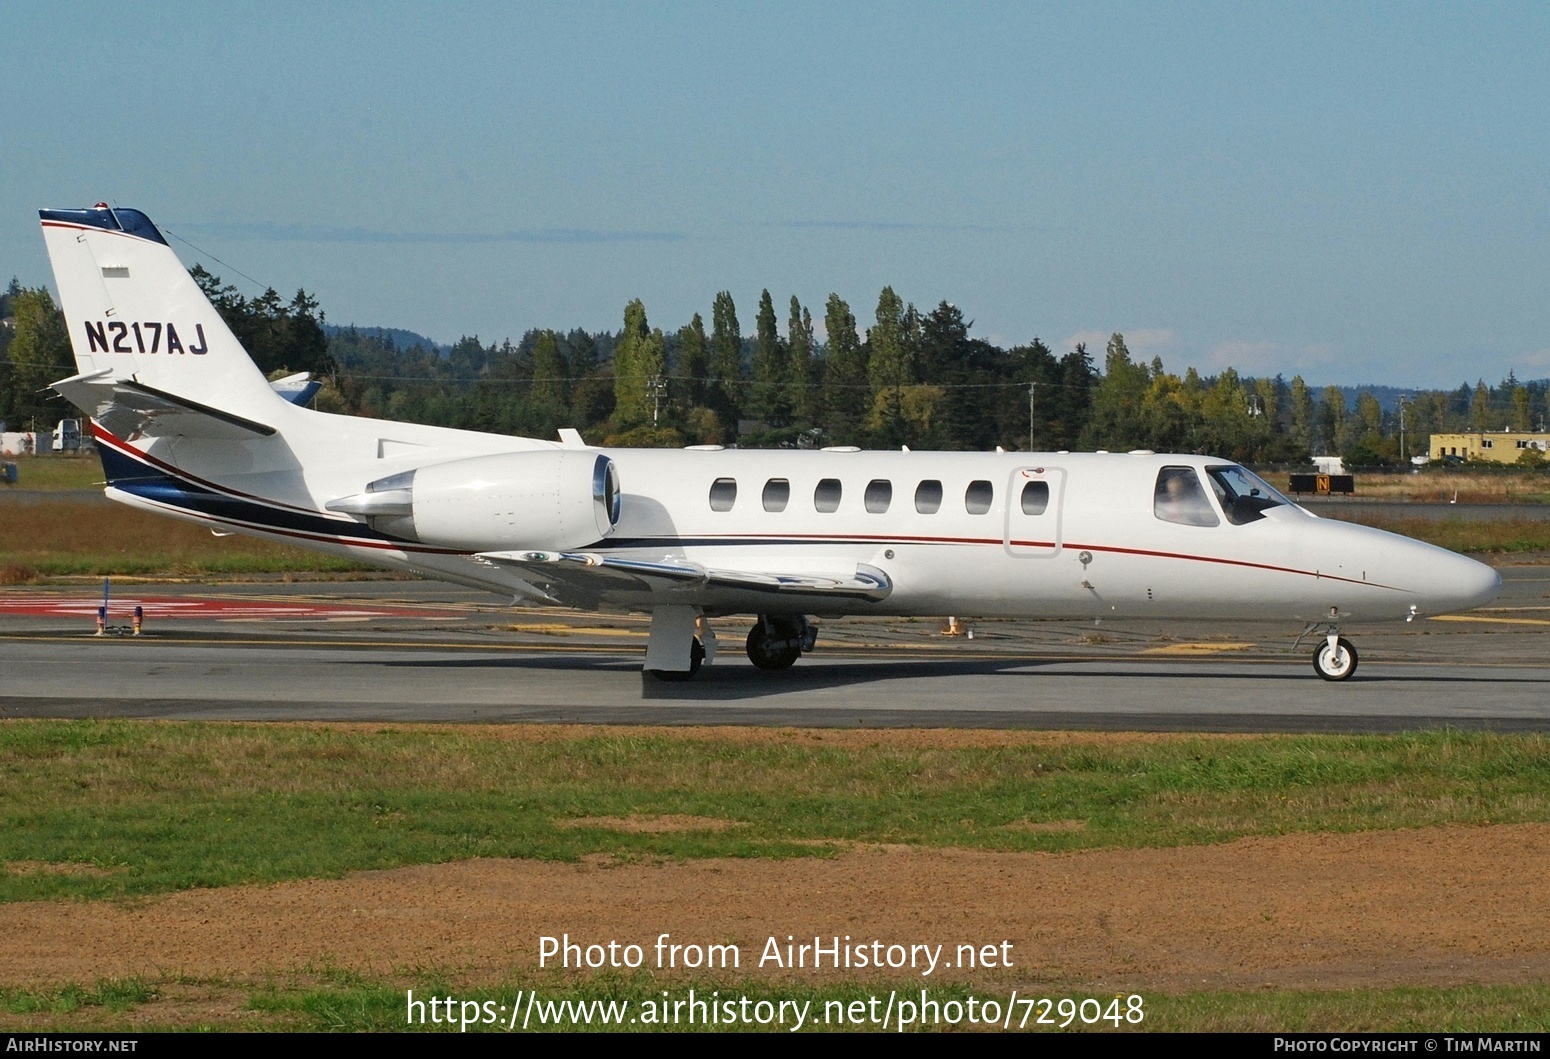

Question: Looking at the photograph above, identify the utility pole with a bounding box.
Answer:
[1398,396,1409,462]
[648,374,667,426]
[1028,382,1037,452]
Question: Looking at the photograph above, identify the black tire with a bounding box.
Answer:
[746,620,801,671]
[647,637,705,681]
[1313,636,1358,681]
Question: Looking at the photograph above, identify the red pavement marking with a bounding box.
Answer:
[0,595,466,620]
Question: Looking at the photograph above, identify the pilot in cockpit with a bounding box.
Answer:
[1154,467,1220,527]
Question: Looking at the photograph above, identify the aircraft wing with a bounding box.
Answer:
[476,549,893,607]
[51,369,275,440]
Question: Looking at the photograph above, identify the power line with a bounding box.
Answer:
[160,226,271,293]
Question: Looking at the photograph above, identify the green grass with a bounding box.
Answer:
[3,721,1548,902]
[1318,512,1550,553]
[0,978,157,1019]
[0,455,104,491]
[0,498,370,580]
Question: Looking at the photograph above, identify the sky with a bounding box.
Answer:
[2,1,1547,389]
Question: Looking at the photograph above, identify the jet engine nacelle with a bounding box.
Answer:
[329,450,620,552]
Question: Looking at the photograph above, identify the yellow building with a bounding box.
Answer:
[1430,431,1550,463]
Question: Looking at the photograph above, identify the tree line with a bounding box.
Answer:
[4,270,1549,466]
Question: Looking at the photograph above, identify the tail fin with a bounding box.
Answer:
[38,205,285,426]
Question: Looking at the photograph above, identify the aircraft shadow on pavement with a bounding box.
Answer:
[359,652,1550,703]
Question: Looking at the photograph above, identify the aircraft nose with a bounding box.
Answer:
[1422,550,1501,614]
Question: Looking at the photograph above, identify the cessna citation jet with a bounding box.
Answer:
[39,205,1500,681]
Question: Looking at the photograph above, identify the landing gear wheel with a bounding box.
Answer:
[746,620,801,671]
[1313,636,1358,681]
[649,637,705,682]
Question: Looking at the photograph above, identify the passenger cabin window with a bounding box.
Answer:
[864,479,892,513]
[1020,480,1050,516]
[1154,467,1218,527]
[814,478,842,513]
[1205,465,1289,526]
[762,478,790,512]
[708,477,737,512]
[965,480,994,515]
[915,480,943,514]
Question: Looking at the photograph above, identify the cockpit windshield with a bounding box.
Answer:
[1205,465,1290,525]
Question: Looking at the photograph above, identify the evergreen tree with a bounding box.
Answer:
[185,266,330,376]
[528,329,570,434]
[923,301,996,449]
[1080,333,1151,450]
[0,276,21,318]
[821,294,865,442]
[3,288,70,426]
[0,279,17,396]
[1011,338,1066,450]
[677,313,709,408]
[788,297,817,427]
[1319,386,1349,454]
[749,289,790,425]
[867,287,911,443]
[1470,380,1494,431]
[708,291,742,427]
[613,299,666,429]
[1511,384,1533,431]
[564,329,599,374]
[1356,391,1383,437]
[1288,376,1314,453]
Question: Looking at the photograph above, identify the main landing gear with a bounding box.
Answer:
[644,608,818,680]
[745,615,817,671]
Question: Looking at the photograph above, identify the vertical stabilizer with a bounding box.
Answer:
[38,205,286,422]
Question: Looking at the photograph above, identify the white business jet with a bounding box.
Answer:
[39,205,1500,681]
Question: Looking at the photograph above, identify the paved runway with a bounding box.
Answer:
[1,569,1547,732]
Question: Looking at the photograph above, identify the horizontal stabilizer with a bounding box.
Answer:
[477,549,893,605]
[270,372,322,406]
[51,369,275,440]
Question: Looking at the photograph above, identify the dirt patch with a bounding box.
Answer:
[555,814,739,833]
[2,824,1548,993]
[1143,642,1256,655]
[999,819,1088,834]
[4,861,120,878]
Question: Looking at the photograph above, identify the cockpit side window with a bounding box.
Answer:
[1205,465,1289,525]
[1154,467,1219,527]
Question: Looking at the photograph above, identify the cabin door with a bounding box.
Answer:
[1004,465,1064,558]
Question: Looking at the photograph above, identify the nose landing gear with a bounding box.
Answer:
[746,615,817,671]
[1313,630,1358,681]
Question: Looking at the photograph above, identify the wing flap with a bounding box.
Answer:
[477,550,893,605]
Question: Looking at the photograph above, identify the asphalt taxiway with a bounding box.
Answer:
[1,569,1547,732]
